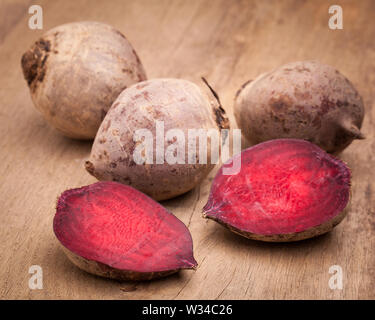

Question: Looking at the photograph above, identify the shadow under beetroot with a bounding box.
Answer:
[159,188,195,207]
[210,222,335,254]
[50,242,190,291]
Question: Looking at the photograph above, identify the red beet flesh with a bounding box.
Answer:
[54,181,197,280]
[203,139,350,241]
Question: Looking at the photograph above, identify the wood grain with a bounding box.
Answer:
[0,0,374,299]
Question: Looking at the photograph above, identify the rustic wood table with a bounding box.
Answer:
[0,0,374,300]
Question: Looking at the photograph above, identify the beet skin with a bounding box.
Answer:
[234,61,365,154]
[203,139,351,242]
[54,181,197,280]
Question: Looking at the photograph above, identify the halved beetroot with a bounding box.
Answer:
[203,139,351,242]
[54,181,197,280]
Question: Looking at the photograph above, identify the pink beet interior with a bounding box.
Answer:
[204,139,350,235]
[54,181,197,272]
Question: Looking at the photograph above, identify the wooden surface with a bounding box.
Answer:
[0,0,374,300]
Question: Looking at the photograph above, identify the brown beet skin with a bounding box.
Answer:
[54,181,197,280]
[234,61,365,154]
[86,78,229,201]
[203,139,351,242]
[21,22,147,140]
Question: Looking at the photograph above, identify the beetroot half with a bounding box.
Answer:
[203,139,351,242]
[54,181,197,280]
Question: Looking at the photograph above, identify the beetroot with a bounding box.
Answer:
[86,78,229,201]
[234,61,365,154]
[21,22,147,140]
[53,181,197,280]
[203,139,351,242]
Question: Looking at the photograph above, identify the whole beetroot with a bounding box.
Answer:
[234,61,364,153]
[85,78,229,201]
[21,21,146,139]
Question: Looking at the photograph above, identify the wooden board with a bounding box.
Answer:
[0,0,374,300]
